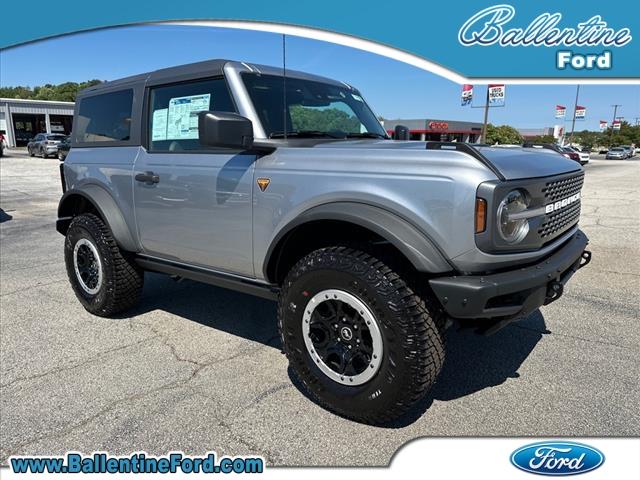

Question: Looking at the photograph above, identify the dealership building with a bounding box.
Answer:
[382,118,484,142]
[0,98,74,147]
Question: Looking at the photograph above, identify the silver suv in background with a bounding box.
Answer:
[27,133,67,158]
[56,60,591,424]
[606,147,627,159]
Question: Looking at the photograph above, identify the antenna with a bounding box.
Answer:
[282,34,287,140]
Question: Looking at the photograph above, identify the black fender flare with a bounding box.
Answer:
[263,202,453,280]
[56,185,138,252]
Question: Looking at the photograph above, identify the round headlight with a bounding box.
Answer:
[497,189,529,244]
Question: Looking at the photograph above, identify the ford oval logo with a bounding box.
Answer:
[511,441,604,476]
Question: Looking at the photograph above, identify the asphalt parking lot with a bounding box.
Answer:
[1,149,639,466]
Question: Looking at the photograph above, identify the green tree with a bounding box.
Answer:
[0,80,103,102]
[604,121,640,147]
[485,124,523,145]
[528,134,556,144]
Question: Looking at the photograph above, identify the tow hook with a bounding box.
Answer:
[579,250,592,269]
[544,281,564,305]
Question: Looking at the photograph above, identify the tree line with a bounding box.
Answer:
[484,122,640,148]
[0,80,103,102]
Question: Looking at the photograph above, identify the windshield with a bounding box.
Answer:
[241,73,387,139]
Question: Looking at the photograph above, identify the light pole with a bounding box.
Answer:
[568,85,580,145]
[481,87,490,144]
[610,104,622,146]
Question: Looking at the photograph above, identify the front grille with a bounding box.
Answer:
[538,172,584,239]
[542,173,584,202]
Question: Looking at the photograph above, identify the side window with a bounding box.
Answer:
[76,89,133,143]
[148,77,236,152]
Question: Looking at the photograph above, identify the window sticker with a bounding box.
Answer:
[166,93,211,140]
[151,108,168,141]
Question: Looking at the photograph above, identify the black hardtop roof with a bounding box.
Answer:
[78,59,233,97]
[77,59,351,98]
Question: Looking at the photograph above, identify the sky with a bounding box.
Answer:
[1,24,639,131]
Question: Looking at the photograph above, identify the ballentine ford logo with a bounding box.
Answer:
[459,5,632,47]
[511,441,605,476]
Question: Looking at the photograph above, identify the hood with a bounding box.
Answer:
[473,145,582,179]
[304,139,582,180]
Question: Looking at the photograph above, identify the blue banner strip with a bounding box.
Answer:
[1,0,637,78]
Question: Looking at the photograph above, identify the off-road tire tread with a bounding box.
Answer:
[278,246,445,425]
[65,213,142,316]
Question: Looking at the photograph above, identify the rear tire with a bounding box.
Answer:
[64,213,143,316]
[278,246,445,424]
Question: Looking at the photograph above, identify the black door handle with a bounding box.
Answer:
[135,171,160,184]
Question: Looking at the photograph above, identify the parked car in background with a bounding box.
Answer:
[606,147,627,159]
[562,146,589,165]
[0,133,5,157]
[523,142,582,163]
[27,133,67,158]
[619,145,634,158]
[57,135,71,160]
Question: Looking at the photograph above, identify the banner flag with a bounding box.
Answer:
[553,125,564,139]
[461,84,473,106]
[487,84,505,106]
[613,120,622,130]
[599,120,608,130]
[575,106,586,119]
[555,105,566,118]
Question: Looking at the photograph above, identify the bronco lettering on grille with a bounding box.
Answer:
[545,192,580,214]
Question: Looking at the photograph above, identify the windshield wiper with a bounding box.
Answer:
[345,132,389,139]
[269,130,343,139]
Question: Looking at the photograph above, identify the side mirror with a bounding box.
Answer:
[198,111,254,150]
[394,125,410,140]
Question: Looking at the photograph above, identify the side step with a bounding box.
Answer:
[136,256,279,301]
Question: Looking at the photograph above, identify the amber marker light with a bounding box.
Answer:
[475,198,487,233]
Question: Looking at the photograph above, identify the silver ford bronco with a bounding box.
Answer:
[57,60,591,424]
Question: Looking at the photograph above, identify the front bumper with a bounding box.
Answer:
[429,230,590,324]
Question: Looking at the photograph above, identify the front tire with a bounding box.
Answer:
[278,246,445,424]
[64,213,143,316]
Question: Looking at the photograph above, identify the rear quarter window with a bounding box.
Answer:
[75,89,134,143]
